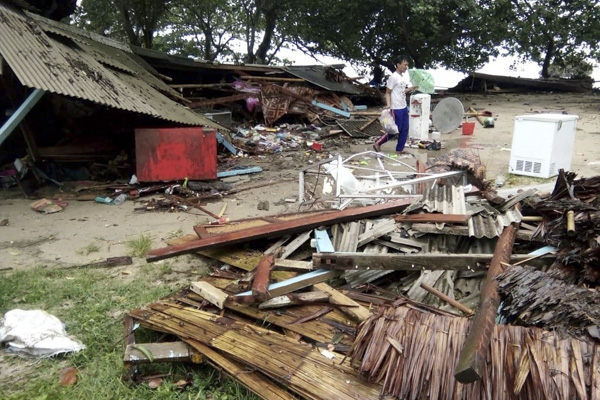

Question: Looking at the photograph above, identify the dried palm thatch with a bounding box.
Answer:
[533,170,600,284]
[497,265,600,342]
[349,299,600,400]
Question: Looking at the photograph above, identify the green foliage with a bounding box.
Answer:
[78,242,100,256]
[0,267,256,399]
[127,234,153,258]
[72,0,600,78]
[503,0,600,78]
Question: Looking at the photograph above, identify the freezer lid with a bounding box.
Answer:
[515,113,579,123]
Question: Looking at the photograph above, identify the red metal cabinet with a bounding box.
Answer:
[135,127,217,182]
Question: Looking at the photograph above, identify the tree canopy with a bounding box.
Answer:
[71,0,600,79]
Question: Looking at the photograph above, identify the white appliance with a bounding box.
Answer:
[509,114,578,178]
[409,94,431,140]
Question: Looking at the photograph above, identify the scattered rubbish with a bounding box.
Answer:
[30,198,66,214]
[113,193,127,205]
[0,309,85,357]
[94,196,115,205]
[378,109,399,136]
[483,117,495,128]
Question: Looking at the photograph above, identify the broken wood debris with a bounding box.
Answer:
[125,162,600,398]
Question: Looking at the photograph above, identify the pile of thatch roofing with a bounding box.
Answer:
[349,299,598,400]
[124,156,600,399]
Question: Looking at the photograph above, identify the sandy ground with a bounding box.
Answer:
[0,92,599,272]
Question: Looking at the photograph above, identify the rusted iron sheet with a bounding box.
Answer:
[146,199,414,262]
[455,220,519,383]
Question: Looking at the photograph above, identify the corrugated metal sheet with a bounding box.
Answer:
[285,66,362,95]
[336,119,380,137]
[404,185,523,239]
[0,3,217,127]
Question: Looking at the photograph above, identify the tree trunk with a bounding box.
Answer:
[254,5,278,64]
[118,5,140,47]
[541,38,555,78]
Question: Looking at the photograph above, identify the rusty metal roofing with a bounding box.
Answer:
[0,3,218,127]
[285,66,362,95]
[405,185,523,239]
[336,119,381,137]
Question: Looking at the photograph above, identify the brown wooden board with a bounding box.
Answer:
[148,199,414,261]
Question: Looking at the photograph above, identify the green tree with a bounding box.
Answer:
[289,0,512,72]
[157,0,238,61]
[505,0,600,78]
[73,0,171,48]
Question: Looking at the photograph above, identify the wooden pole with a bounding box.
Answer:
[455,220,520,383]
[419,283,473,315]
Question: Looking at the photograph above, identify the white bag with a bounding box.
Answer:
[0,309,85,357]
[378,109,399,136]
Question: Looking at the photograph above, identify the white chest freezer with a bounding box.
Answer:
[409,94,431,140]
[509,114,578,178]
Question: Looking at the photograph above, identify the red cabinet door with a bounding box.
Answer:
[135,127,217,181]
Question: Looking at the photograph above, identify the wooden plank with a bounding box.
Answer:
[313,252,553,271]
[455,222,519,383]
[420,283,473,315]
[130,302,383,400]
[190,281,229,309]
[186,283,354,345]
[188,93,255,109]
[394,214,470,223]
[251,254,274,301]
[148,198,414,262]
[240,76,304,82]
[185,338,296,400]
[258,291,330,310]
[124,341,193,364]
[313,282,371,322]
[273,259,313,271]
[280,231,312,259]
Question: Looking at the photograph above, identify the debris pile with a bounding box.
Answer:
[121,148,600,398]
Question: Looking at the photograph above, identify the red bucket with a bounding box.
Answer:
[462,122,475,135]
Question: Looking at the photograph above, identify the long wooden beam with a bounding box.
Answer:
[455,221,519,383]
[313,252,553,271]
[146,199,414,262]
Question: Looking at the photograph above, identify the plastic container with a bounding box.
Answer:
[94,196,113,204]
[462,122,475,135]
[113,193,127,205]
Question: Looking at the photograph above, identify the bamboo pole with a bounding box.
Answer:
[567,210,575,236]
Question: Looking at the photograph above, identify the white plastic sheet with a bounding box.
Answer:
[0,309,85,357]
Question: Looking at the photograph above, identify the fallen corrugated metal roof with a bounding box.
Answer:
[405,185,523,239]
[285,66,362,95]
[0,2,219,128]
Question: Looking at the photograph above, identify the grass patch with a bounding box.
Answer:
[503,174,555,187]
[127,234,153,258]
[0,266,257,400]
[78,242,100,256]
